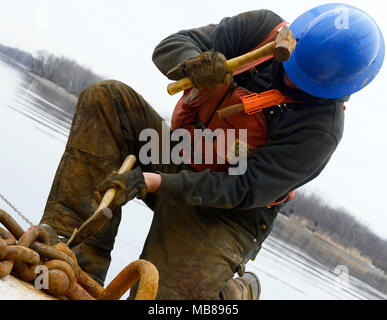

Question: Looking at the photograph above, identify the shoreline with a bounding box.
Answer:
[0,52,78,102]
[26,71,78,102]
[272,213,387,297]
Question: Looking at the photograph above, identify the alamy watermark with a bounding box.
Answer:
[34,5,49,31]
[334,6,350,30]
[334,265,349,290]
[139,121,248,175]
[34,265,49,290]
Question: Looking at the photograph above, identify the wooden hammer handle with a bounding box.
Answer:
[167,26,296,96]
[167,42,275,96]
[216,104,244,120]
[225,42,275,73]
[67,155,136,247]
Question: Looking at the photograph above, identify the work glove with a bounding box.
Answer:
[96,167,148,207]
[167,50,233,89]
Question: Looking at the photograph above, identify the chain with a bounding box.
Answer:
[0,192,33,226]
[0,206,158,300]
[0,193,147,227]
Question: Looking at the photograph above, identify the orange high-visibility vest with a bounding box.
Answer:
[171,22,296,171]
[171,22,297,207]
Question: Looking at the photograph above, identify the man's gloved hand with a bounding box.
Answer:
[167,50,233,89]
[96,167,148,207]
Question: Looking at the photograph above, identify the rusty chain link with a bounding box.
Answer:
[0,208,159,300]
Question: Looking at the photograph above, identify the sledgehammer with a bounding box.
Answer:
[67,155,137,248]
[167,25,296,96]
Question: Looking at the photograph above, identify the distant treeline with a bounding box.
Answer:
[282,192,387,272]
[0,43,102,96]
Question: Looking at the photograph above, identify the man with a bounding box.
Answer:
[40,4,384,299]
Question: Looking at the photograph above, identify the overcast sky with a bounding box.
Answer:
[0,0,386,239]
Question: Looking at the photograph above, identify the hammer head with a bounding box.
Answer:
[274,25,297,62]
[67,208,113,248]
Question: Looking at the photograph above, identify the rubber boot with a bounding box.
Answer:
[241,272,261,300]
[220,272,261,300]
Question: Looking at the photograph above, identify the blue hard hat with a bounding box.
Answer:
[283,3,385,99]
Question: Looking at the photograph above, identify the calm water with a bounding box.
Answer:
[0,55,385,300]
